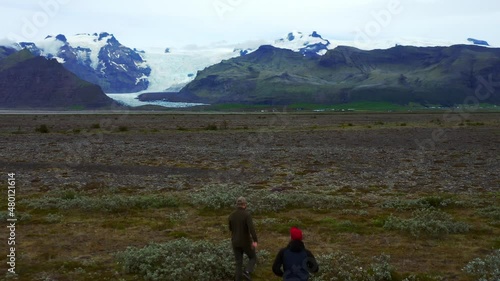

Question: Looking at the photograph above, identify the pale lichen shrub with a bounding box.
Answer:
[116,239,234,281]
[383,208,470,238]
[463,250,500,281]
[310,251,393,281]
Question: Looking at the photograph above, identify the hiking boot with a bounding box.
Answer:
[242,270,252,281]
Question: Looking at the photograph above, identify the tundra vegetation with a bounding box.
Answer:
[0,112,498,280]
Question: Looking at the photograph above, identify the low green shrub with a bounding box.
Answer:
[311,252,393,281]
[176,126,187,131]
[477,206,500,221]
[117,126,129,132]
[190,185,247,209]
[205,123,218,130]
[45,213,63,223]
[380,197,453,210]
[189,185,353,213]
[384,208,469,238]
[219,120,229,130]
[22,192,179,213]
[0,211,31,222]
[463,250,500,281]
[254,217,281,227]
[35,124,49,133]
[116,239,269,281]
[168,210,188,223]
[257,192,352,213]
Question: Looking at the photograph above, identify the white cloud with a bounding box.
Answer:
[36,37,65,55]
[0,0,499,48]
[0,38,19,48]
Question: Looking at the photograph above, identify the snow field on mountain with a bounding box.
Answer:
[66,34,113,69]
[141,47,239,92]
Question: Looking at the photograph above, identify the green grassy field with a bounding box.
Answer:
[188,102,499,113]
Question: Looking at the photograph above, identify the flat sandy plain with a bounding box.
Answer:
[0,111,498,280]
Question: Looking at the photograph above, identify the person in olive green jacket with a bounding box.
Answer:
[229,197,258,281]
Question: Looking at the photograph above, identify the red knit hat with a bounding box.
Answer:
[290,227,303,241]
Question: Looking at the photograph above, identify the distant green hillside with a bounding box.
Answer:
[177,45,500,106]
[0,48,34,72]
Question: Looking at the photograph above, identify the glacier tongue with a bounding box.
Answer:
[142,47,239,92]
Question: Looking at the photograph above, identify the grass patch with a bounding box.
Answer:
[493,238,500,249]
[319,218,362,233]
[195,103,271,111]
[288,101,415,112]
[169,231,190,239]
[268,219,303,235]
[101,219,132,230]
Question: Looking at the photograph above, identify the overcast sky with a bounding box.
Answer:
[1,0,499,48]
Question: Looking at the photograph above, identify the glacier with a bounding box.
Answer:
[141,46,240,92]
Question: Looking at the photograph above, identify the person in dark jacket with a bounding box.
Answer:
[229,197,258,281]
[272,226,319,281]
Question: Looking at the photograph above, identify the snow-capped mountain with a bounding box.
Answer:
[140,31,332,92]
[274,31,331,57]
[2,31,496,106]
[142,31,494,94]
[17,33,151,93]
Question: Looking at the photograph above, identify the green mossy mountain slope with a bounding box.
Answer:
[178,45,500,106]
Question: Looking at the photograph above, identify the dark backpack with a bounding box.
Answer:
[282,249,310,281]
